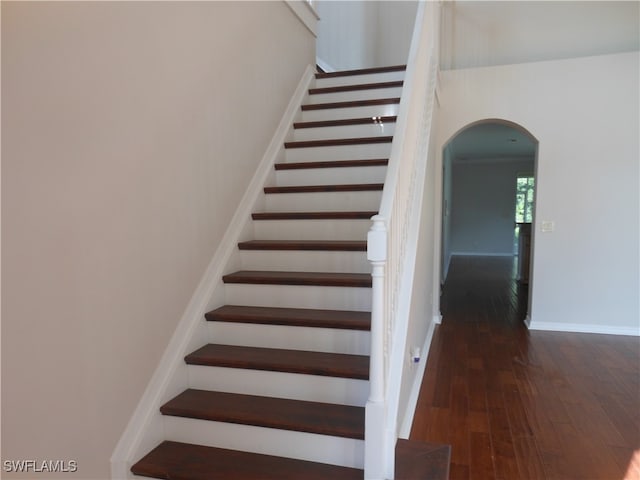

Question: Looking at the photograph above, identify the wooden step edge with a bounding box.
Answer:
[301,98,400,111]
[204,305,371,331]
[131,441,364,480]
[315,65,406,78]
[395,439,451,480]
[238,240,367,251]
[264,183,383,194]
[222,270,372,288]
[185,344,369,380]
[160,389,366,439]
[251,211,377,220]
[274,158,388,170]
[285,136,393,149]
[294,115,397,129]
[309,80,403,95]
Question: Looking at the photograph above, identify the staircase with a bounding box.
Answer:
[130,66,403,479]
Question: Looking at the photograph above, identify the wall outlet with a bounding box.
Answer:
[541,220,555,232]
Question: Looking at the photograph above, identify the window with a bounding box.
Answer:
[515,175,535,223]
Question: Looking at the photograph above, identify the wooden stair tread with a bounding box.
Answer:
[309,81,403,95]
[284,136,392,149]
[294,116,397,129]
[395,439,451,480]
[161,389,365,439]
[264,183,383,194]
[238,240,366,251]
[274,158,388,170]
[301,98,400,111]
[205,305,371,330]
[252,211,377,220]
[185,344,369,379]
[315,65,406,78]
[222,270,371,288]
[131,441,364,480]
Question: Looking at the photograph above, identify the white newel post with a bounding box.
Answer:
[365,215,388,479]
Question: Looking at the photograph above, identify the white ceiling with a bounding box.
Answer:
[442,1,638,161]
[441,1,640,70]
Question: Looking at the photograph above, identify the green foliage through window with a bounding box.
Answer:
[515,176,535,223]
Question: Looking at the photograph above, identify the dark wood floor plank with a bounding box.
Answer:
[409,255,640,480]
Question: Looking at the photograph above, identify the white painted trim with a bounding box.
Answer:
[397,319,437,439]
[110,65,316,479]
[285,0,319,37]
[315,57,336,73]
[433,313,442,325]
[527,320,640,337]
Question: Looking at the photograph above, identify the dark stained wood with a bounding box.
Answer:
[222,270,372,288]
[185,344,369,379]
[131,441,364,480]
[264,183,383,194]
[205,305,371,331]
[301,98,400,111]
[315,65,406,78]
[284,136,392,149]
[274,158,388,170]
[161,389,365,439]
[294,116,397,129]
[252,211,377,220]
[309,81,403,95]
[237,240,366,251]
[395,439,451,480]
[410,255,640,480]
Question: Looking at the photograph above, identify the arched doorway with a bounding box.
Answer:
[440,119,538,321]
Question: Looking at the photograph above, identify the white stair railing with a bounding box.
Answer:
[365,2,440,479]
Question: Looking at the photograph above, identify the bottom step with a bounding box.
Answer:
[131,441,363,479]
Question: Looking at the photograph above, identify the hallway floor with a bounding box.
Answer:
[410,255,639,480]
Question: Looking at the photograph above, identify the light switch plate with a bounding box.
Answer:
[541,221,555,233]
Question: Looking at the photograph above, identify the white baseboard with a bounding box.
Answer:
[397,319,437,439]
[527,319,639,337]
[451,251,513,257]
[433,313,442,325]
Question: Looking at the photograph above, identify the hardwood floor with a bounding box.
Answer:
[410,255,640,480]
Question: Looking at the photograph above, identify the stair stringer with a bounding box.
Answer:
[110,65,316,480]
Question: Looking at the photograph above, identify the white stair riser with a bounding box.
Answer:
[253,219,372,241]
[163,416,365,469]
[187,365,369,406]
[314,70,405,89]
[240,250,370,274]
[224,284,372,311]
[307,87,402,104]
[275,166,387,186]
[285,143,391,163]
[292,122,396,142]
[264,190,381,212]
[300,104,400,122]
[208,322,370,355]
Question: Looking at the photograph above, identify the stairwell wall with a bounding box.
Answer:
[1,2,314,478]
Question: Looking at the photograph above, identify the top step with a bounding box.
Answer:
[315,65,406,79]
[314,66,406,89]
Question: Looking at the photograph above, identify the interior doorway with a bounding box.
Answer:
[440,120,538,320]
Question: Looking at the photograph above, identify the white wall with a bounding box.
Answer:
[436,51,639,335]
[1,2,314,478]
[450,158,534,256]
[315,1,417,71]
